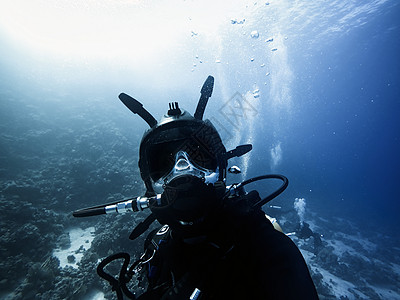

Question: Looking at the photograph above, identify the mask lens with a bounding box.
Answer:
[146,140,182,182]
[152,151,219,194]
[147,139,217,182]
[180,141,217,171]
[146,126,218,181]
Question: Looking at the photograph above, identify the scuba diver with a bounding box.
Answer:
[296,222,323,253]
[74,76,318,299]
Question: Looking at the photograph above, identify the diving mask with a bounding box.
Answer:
[152,150,219,194]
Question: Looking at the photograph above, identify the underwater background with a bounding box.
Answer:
[0,0,399,299]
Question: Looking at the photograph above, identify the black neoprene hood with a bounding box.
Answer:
[138,108,227,196]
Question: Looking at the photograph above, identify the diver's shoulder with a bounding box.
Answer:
[221,195,273,235]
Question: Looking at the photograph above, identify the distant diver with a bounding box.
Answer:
[74,76,319,299]
[296,222,323,252]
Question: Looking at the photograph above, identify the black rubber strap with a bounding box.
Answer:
[119,93,157,128]
[194,76,214,120]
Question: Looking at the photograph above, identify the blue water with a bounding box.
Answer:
[285,5,400,232]
[1,1,399,298]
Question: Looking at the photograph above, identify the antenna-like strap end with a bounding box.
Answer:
[194,75,214,120]
[119,93,157,128]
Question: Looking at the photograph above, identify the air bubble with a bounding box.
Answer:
[250,30,260,38]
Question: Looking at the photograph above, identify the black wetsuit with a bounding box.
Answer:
[138,193,319,299]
